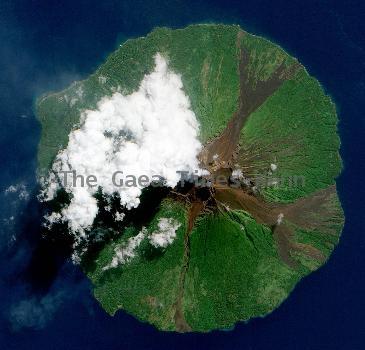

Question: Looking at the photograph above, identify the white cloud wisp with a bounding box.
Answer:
[103,228,147,270]
[104,217,181,270]
[149,217,181,248]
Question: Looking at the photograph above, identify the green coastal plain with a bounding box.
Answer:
[36,24,344,332]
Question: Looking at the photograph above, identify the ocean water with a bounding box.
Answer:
[0,0,364,349]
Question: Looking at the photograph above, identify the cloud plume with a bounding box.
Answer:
[41,53,204,250]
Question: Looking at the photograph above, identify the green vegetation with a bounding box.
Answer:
[183,211,300,331]
[36,24,240,174]
[87,199,187,330]
[240,67,342,202]
[241,32,295,85]
[36,24,344,332]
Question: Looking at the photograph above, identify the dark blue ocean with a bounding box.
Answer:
[0,0,364,349]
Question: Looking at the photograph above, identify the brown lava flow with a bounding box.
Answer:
[170,31,340,331]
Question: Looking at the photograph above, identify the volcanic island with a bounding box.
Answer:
[36,24,344,332]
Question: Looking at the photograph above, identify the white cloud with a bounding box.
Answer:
[5,183,29,201]
[98,75,107,84]
[76,86,84,99]
[277,213,284,225]
[270,163,277,172]
[41,53,205,251]
[104,228,147,270]
[231,169,243,178]
[43,212,63,229]
[5,185,17,193]
[69,97,78,107]
[104,217,181,270]
[149,217,181,248]
[231,169,251,186]
[114,211,125,222]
